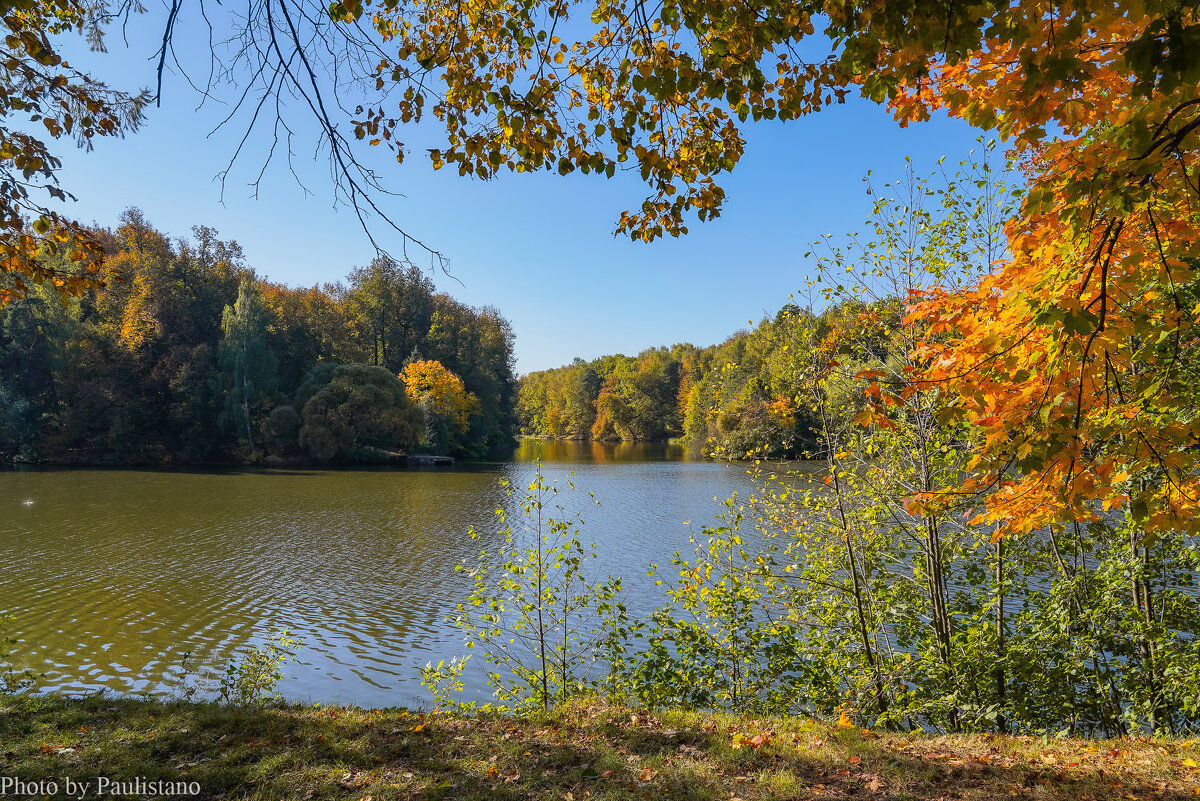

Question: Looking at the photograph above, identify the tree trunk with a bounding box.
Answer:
[995,537,1006,734]
[821,402,889,719]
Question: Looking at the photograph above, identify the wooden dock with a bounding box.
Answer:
[406,454,455,466]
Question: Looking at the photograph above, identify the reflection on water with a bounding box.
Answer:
[0,441,764,706]
[516,438,695,463]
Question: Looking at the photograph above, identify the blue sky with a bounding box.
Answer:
[44,7,987,373]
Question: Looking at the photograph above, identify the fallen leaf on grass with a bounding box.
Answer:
[732,732,773,751]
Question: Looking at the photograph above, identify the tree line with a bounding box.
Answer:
[0,210,517,464]
[518,302,886,459]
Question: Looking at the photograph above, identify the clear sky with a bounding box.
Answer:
[43,7,987,374]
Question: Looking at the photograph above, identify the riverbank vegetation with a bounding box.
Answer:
[421,457,1200,735]
[2,693,1197,801]
[439,158,1200,737]
[0,211,517,465]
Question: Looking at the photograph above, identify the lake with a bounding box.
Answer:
[0,440,776,707]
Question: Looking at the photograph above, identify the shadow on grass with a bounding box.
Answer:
[0,694,1196,801]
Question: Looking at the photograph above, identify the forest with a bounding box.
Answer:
[0,210,518,464]
[518,303,864,458]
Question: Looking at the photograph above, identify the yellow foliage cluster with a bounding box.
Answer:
[400,359,479,433]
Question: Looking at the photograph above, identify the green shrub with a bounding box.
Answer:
[219,630,301,706]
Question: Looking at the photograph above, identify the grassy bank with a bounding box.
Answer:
[1,694,1197,800]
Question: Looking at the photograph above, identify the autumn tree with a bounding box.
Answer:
[401,358,479,455]
[589,380,629,442]
[563,361,601,437]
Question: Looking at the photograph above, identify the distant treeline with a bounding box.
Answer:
[0,210,517,464]
[519,301,885,458]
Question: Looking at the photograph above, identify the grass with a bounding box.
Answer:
[0,694,1198,800]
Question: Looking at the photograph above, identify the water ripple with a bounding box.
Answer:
[0,457,757,706]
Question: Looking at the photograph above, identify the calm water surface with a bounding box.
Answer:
[1,440,774,706]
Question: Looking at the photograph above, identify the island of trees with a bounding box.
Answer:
[0,211,517,465]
